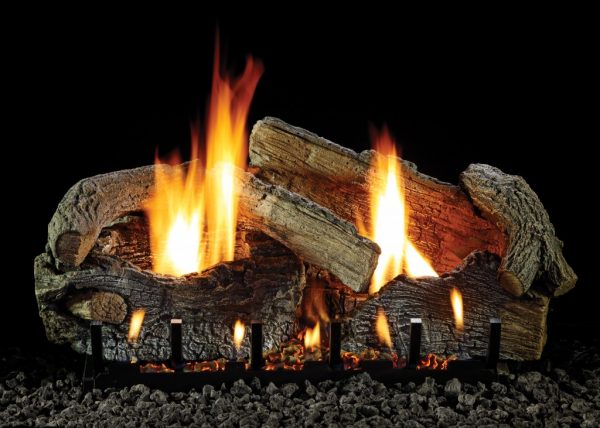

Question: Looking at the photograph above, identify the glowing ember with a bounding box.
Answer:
[146,42,263,276]
[342,352,361,370]
[264,327,329,371]
[233,320,245,351]
[341,350,406,370]
[368,128,438,294]
[375,307,392,348]
[139,358,230,373]
[139,363,174,374]
[185,359,227,372]
[127,309,145,343]
[304,322,321,352]
[416,353,458,370]
[264,337,307,370]
[451,287,464,330]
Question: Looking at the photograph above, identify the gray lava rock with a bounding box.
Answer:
[149,389,167,404]
[2,340,600,427]
[445,378,462,398]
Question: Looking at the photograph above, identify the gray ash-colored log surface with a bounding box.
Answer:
[1,337,598,426]
[35,227,305,362]
[461,164,577,297]
[343,252,549,361]
[35,117,577,364]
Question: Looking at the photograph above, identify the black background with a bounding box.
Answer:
[5,11,595,348]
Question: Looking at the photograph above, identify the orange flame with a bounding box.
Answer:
[417,353,457,370]
[302,287,330,325]
[368,128,438,294]
[375,307,392,348]
[127,309,145,343]
[304,322,321,351]
[233,320,245,351]
[146,43,263,276]
[451,288,464,330]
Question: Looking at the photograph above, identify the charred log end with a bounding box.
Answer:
[55,231,96,268]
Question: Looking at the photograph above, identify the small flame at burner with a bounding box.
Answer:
[304,322,321,352]
[233,320,245,351]
[375,307,392,348]
[127,309,145,344]
[451,288,464,330]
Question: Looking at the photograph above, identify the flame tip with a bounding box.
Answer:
[368,131,438,294]
[147,47,262,277]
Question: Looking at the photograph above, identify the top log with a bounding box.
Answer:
[249,117,576,296]
[47,163,379,292]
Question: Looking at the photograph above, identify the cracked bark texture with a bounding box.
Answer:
[460,164,577,296]
[35,228,305,362]
[249,116,576,297]
[47,163,378,291]
[342,252,550,360]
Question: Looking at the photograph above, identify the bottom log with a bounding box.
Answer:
[342,252,549,361]
[34,230,305,362]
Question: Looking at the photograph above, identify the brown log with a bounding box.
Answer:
[460,164,577,296]
[47,164,380,292]
[249,117,576,296]
[342,251,549,361]
[236,170,379,292]
[35,224,305,362]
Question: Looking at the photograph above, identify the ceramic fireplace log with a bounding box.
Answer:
[460,164,577,296]
[235,170,380,292]
[35,230,305,362]
[249,116,576,297]
[342,251,550,361]
[47,163,379,292]
[47,164,162,269]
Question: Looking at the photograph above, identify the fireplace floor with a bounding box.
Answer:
[1,336,598,426]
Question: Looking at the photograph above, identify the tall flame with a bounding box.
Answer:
[127,309,145,343]
[450,288,464,330]
[304,322,321,351]
[146,43,263,276]
[233,320,245,351]
[368,128,438,294]
[375,307,392,348]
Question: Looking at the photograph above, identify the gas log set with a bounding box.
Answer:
[34,57,576,393]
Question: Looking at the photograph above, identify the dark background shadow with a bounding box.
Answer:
[5,11,594,350]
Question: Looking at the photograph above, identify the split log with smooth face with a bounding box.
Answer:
[249,117,576,296]
[46,163,380,292]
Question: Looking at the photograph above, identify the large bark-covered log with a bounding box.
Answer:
[461,164,577,296]
[47,163,379,292]
[236,170,378,292]
[342,251,550,361]
[249,117,576,296]
[35,226,305,362]
[47,165,164,269]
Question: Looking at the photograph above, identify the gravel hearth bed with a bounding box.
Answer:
[1,338,599,427]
